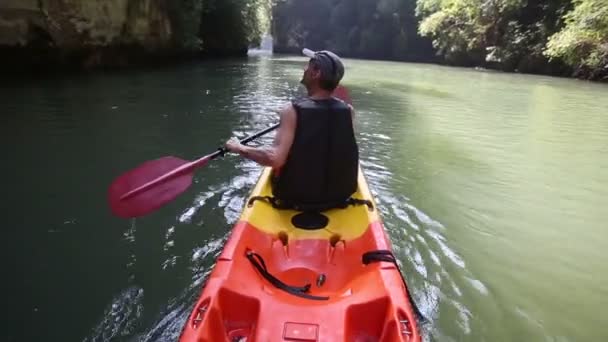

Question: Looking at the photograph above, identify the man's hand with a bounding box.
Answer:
[225,137,243,154]
[222,103,296,168]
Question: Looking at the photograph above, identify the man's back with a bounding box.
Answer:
[224,48,356,206]
[272,96,358,208]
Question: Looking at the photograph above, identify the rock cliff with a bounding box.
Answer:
[1,0,187,69]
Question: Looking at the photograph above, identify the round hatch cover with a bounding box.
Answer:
[291,212,329,230]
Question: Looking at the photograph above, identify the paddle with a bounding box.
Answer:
[108,86,352,218]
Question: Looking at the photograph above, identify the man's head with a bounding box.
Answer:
[300,48,345,93]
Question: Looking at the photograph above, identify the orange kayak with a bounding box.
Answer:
[179,167,422,341]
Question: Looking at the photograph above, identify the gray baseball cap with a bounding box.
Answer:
[303,48,345,86]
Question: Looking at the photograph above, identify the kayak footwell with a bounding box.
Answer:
[180,221,419,341]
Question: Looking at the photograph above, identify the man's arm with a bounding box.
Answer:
[225,104,297,168]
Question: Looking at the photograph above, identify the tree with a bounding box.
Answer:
[545,0,608,79]
[272,0,434,61]
[416,0,527,65]
[198,0,272,55]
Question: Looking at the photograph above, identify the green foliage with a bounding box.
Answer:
[545,0,608,78]
[272,0,434,61]
[201,0,273,53]
[416,0,608,77]
[167,0,271,54]
[417,0,486,63]
[167,0,204,51]
[164,0,606,79]
[416,0,529,64]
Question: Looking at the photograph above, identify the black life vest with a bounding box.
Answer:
[272,96,359,209]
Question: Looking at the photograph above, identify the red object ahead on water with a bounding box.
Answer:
[332,84,351,104]
[107,85,352,218]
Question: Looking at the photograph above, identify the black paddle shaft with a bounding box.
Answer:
[212,123,280,160]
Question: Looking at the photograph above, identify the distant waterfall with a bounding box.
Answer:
[248,34,273,56]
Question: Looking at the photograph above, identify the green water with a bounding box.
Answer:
[2,55,607,341]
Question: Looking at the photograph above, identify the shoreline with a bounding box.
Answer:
[2,47,606,84]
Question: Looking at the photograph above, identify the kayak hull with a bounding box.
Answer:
[179,168,421,342]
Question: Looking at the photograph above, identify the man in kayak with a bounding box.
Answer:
[225,48,359,211]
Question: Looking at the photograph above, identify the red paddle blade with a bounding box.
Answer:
[108,156,196,218]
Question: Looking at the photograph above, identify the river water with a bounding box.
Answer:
[3,55,607,341]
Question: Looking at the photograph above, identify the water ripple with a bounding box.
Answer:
[82,287,144,342]
[178,191,215,224]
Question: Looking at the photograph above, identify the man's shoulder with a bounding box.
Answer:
[291,96,350,110]
[331,96,352,110]
[278,102,297,120]
[291,96,313,107]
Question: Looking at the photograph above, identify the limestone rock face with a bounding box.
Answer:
[0,0,174,68]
